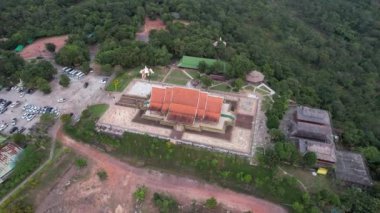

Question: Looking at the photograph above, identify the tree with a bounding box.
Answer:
[55,44,89,66]
[45,43,56,52]
[303,152,317,167]
[75,158,87,168]
[233,78,245,91]
[36,78,51,94]
[274,142,300,164]
[229,54,253,78]
[292,202,304,213]
[205,197,217,209]
[59,74,70,87]
[101,64,113,75]
[198,61,208,73]
[200,75,212,88]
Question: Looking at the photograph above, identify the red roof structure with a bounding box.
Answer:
[149,87,223,124]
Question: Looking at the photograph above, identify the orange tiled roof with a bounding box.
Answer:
[149,87,223,123]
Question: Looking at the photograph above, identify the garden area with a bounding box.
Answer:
[164,69,191,86]
[106,66,169,92]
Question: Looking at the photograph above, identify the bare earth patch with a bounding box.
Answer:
[20,35,68,60]
[42,130,287,213]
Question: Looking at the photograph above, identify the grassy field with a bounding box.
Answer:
[148,66,169,82]
[210,83,232,92]
[164,69,190,85]
[178,56,217,69]
[280,166,333,193]
[0,135,7,144]
[184,69,199,79]
[87,104,109,118]
[106,67,141,92]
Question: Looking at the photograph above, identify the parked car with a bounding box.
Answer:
[9,126,18,134]
[18,127,26,133]
[11,118,17,126]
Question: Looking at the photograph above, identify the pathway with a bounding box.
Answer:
[278,166,308,192]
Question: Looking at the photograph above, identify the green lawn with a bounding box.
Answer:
[87,104,109,118]
[280,166,333,193]
[106,67,141,92]
[184,69,200,79]
[148,66,169,82]
[210,83,231,92]
[178,56,217,69]
[164,70,191,85]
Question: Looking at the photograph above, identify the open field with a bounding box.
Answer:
[20,35,68,60]
[42,131,287,213]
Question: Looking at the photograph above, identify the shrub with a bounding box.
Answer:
[303,152,317,167]
[45,43,56,52]
[97,169,108,181]
[153,192,178,213]
[75,158,87,168]
[204,197,217,209]
[133,186,148,203]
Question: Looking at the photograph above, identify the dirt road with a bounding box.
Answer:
[49,130,287,213]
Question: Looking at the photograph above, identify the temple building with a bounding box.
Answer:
[142,86,235,133]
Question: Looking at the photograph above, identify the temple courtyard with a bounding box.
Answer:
[97,80,266,157]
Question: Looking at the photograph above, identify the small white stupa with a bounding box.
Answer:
[140,66,154,80]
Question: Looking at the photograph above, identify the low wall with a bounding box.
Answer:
[96,122,251,157]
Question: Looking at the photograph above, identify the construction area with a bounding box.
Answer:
[19,35,68,60]
[97,79,265,157]
[136,17,166,42]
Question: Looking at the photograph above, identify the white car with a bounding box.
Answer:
[0,123,8,131]
[57,98,66,103]
[100,78,108,84]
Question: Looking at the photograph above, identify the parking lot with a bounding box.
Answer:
[0,68,115,135]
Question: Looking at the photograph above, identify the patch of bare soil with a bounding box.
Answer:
[35,129,287,213]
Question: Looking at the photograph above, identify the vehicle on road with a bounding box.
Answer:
[11,118,17,126]
[84,82,89,88]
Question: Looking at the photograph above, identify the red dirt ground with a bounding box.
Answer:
[20,35,68,59]
[136,17,166,42]
[49,129,287,213]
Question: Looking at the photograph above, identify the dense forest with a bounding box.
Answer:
[0,0,379,191]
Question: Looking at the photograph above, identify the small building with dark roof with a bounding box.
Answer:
[296,106,331,126]
[246,71,264,84]
[298,139,336,166]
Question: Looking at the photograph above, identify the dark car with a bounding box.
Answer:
[18,127,26,133]
[84,82,89,88]
[9,126,18,134]
[4,101,12,107]
[5,86,12,91]
[26,88,35,94]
